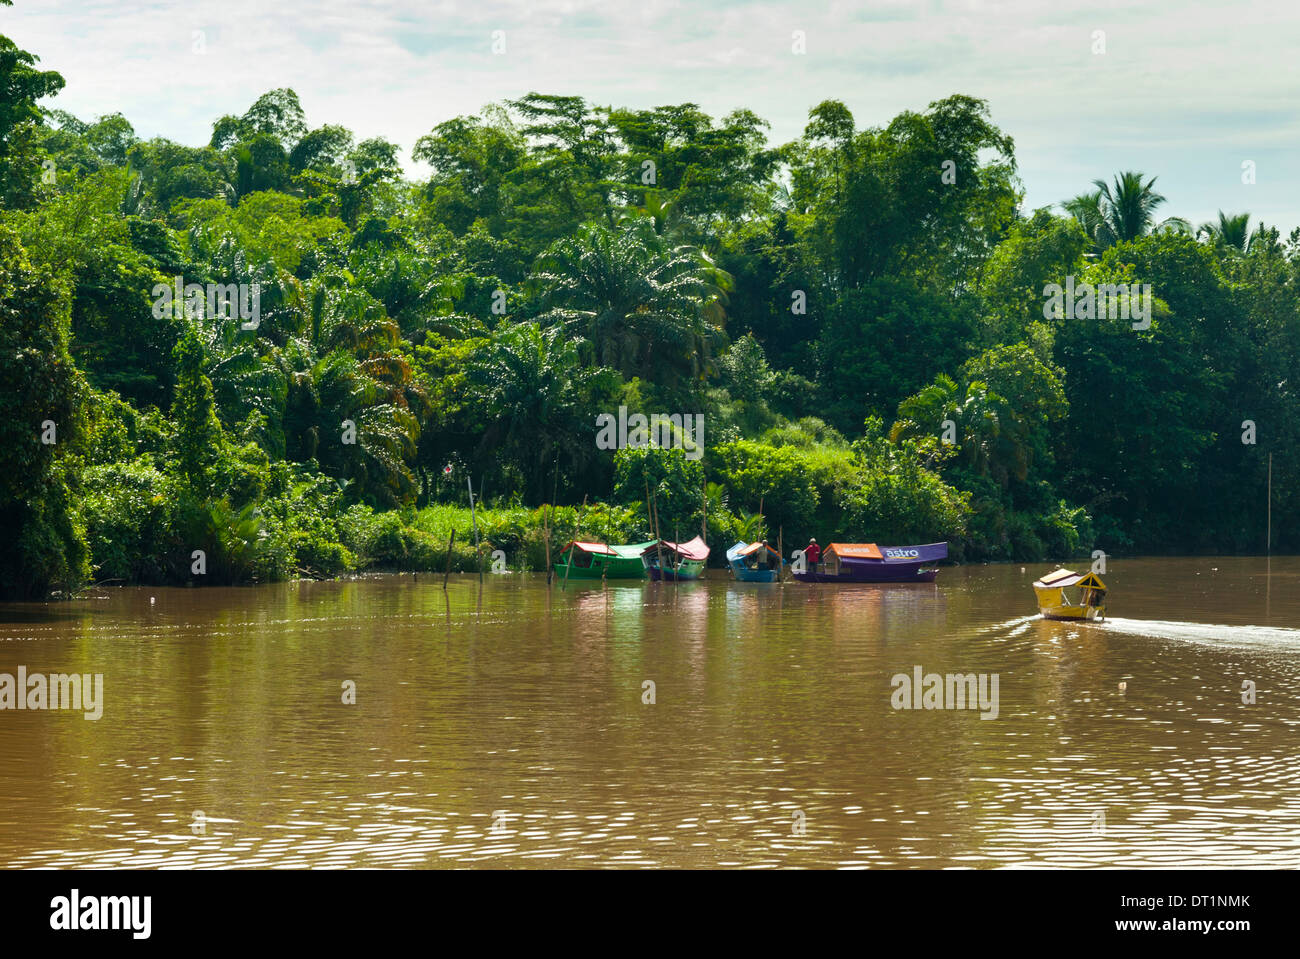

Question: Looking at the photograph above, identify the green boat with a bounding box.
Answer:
[641,536,710,581]
[554,540,657,580]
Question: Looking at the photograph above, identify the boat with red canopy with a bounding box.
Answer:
[641,536,709,581]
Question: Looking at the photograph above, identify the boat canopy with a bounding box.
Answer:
[565,541,616,557]
[825,543,883,560]
[824,542,948,564]
[564,540,657,559]
[726,541,781,563]
[1033,568,1106,591]
[644,536,710,561]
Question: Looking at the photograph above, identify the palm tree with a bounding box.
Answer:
[1197,211,1252,252]
[705,481,730,516]
[1247,222,1283,257]
[191,312,289,457]
[735,512,767,542]
[1065,172,1177,250]
[1062,190,1107,248]
[302,281,401,354]
[280,344,421,505]
[533,218,724,393]
[891,374,1006,479]
[471,322,605,501]
[1094,171,1167,244]
[620,191,735,327]
[621,188,682,237]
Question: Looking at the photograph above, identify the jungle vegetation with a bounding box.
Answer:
[2,22,1296,596]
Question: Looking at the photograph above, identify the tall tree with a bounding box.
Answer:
[0,224,89,596]
[533,218,722,396]
[1197,211,1252,252]
[1066,171,1186,250]
[0,17,66,206]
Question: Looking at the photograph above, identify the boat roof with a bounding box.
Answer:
[612,541,658,558]
[1033,568,1106,589]
[726,541,780,562]
[824,542,949,563]
[825,543,883,559]
[644,536,710,561]
[566,540,657,559]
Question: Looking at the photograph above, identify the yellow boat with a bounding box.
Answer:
[1033,567,1107,621]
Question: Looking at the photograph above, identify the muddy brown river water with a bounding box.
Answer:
[1,556,1297,868]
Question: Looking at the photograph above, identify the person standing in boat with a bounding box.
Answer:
[804,538,820,571]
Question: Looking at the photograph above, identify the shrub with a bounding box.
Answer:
[711,440,820,537]
[82,459,184,582]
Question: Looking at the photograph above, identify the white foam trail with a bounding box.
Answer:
[1100,617,1300,651]
[978,615,1038,634]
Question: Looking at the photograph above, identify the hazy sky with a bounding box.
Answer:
[6,0,1298,229]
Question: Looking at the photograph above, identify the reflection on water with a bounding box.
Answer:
[1,557,1298,868]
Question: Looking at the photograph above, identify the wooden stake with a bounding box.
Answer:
[643,475,654,580]
[652,487,666,582]
[546,457,560,585]
[443,529,456,590]
[544,501,552,586]
[674,521,680,586]
[563,495,587,591]
[467,477,482,582]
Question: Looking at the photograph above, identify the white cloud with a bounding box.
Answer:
[5,0,1298,227]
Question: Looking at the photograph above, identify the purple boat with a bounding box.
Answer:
[792,542,948,583]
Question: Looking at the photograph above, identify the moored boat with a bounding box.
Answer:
[792,542,947,583]
[1033,567,1107,621]
[726,541,784,582]
[642,536,709,581]
[554,540,657,579]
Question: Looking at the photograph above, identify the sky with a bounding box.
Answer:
[6,0,1299,230]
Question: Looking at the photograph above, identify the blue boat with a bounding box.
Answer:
[726,541,784,583]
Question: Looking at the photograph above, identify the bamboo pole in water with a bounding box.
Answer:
[643,476,652,536]
[652,489,667,582]
[643,472,665,582]
[544,502,553,586]
[467,477,482,582]
[545,459,559,586]
[778,526,784,585]
[563,495,586,591]
[443,529,456,590]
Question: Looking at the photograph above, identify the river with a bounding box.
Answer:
[2,556,1298,868]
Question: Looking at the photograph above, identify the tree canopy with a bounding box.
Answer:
[3,22,1298,597]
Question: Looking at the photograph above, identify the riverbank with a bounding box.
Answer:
[67,486,1276,595]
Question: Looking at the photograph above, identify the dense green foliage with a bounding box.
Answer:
[3,25,1297,597]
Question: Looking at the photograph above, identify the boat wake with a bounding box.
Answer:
[1099,617,1300,652]
[978,615,1039,635]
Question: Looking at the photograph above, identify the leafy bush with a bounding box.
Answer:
[612,445,706,540]
[256,467,354,578]
[836,454,970,547]
[711,440,820,538]
[82,459,184,582]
